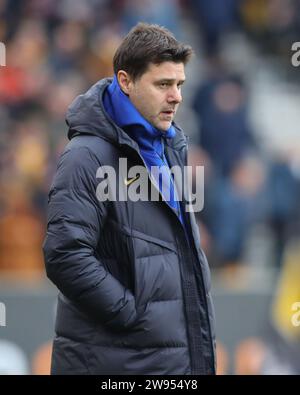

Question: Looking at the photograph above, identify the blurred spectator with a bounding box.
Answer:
[0,339,29,375]
[240,0,300,60]
[216,341,229,375]
[0,181,45,277]
[192,74,257,178]
[203,154,266,268]
[31,340,52,375]
[120,0,182,37]
[265,157,300,267]
[234,336,298,375]
[234,337,267,375]
[189,0,241,56]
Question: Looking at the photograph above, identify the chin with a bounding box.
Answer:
[158,122,171,132]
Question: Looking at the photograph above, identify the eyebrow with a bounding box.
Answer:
[156,78,186,84]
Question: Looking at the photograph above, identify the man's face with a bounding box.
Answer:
[119,61,186,131]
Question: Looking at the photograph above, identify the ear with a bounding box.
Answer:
[117,70,132,95]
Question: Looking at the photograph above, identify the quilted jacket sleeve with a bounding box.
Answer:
[43,144,137,330]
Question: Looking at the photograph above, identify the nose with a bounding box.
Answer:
[167,86,182,104]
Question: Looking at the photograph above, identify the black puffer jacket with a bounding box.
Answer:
[43,78,216,375]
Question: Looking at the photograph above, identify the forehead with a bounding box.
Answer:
[142,61,185,81]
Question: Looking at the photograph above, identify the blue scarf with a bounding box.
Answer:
[103,75,184,223]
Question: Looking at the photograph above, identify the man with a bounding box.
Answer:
[43,23,216,375]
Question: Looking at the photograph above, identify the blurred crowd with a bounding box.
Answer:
[0,0,300,375]
[0,0,299,270]
[188,0,300,274]
[0,0,299,277]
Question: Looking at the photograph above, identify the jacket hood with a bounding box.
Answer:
[66,78,187,151]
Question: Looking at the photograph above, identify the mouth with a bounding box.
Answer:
[160,110,175,119]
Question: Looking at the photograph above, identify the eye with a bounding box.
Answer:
[159,82,168,88]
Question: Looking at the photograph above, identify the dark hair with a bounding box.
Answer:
[113,22,193,80]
